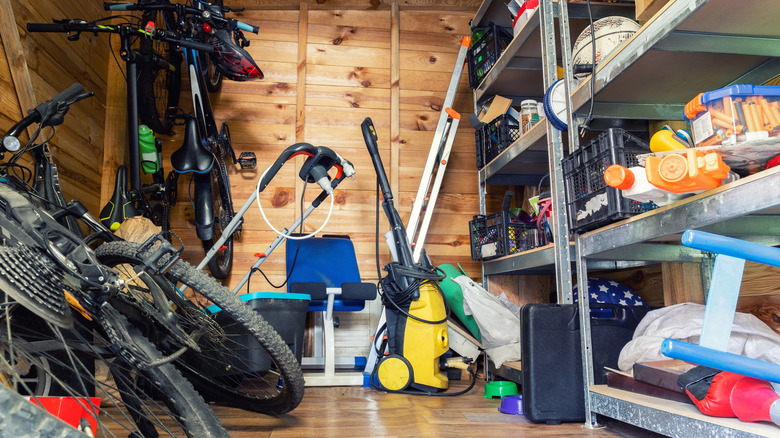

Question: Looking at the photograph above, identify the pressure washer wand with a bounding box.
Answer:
[361,118,415,273]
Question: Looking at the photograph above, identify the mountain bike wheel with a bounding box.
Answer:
[94,241,306,415]
[138,7,182,135]
[203,157,234,279]
[0,385,86,438]
[200,0,224,92]
[1,299,228,437]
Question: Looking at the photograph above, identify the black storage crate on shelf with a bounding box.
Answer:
[475,114,520,169]
[467,23,513,89]
[563,128,657,233]
[469,211,547,261]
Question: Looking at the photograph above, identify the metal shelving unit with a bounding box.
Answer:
[471,0,634,301]
[557,0,780,435]
[472,0,780,436]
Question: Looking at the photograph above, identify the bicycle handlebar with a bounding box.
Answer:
[26,23,70,33]
[26,21,214,53]
[103,1,259,34]
[2,83,87,153]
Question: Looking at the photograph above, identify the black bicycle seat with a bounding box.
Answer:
[171,117,214,174]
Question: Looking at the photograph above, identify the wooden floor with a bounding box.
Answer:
[213,379,663,437]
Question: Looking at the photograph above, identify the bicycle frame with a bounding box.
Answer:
[174,46,227,241]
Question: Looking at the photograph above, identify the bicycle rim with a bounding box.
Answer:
[138,9,182,135]
[202,0,224,93]
[94,241,305,415]
[1,299,228,437]
[203,161,233,279]
[200,50,223,93]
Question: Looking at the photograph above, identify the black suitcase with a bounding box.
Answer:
[520,303,652,424]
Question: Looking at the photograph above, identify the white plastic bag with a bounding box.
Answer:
[451,276,521,367]
[618,302,780,371]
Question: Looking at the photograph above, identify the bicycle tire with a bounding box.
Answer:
[2,301,228,437]
[203,155,234,279]
[138,7,182,135]
[200,0,224,92]
[0,385,86,438]
[94,240,306,415]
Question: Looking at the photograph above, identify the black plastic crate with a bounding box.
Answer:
[467,23,513,89]
[563,128,657,233]
[475,113,520,169]
[469,211,547,260]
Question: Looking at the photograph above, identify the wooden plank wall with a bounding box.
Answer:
[0,0,108,215]
[153,4,481,292]
[2,0,777,336]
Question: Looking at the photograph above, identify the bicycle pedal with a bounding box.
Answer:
[237,152,256,169]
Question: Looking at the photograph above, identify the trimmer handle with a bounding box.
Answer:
[259,143,347,195]
[258,143,317,192]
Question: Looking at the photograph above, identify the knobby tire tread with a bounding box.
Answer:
[0,386,86,438]
[94,241,305,415]
[204,157,233,279]
[137,10,181,135]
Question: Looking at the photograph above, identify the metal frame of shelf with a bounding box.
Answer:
[472,0,780,436]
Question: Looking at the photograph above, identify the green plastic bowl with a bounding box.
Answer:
[484,380,519,399]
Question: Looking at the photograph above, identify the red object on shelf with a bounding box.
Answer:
[765,153,780,169]
[29,397,101,431]
[730,376,780,425]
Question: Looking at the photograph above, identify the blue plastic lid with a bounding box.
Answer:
[206,292,311,314]
[699,84,780,105]
[238,292,311,302]
[686,84,780,120]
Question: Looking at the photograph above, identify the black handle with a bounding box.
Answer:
[40,83,84,110]
[258,143,318,192]
[361,117,393,202]
[174,36,214,53]
[27,23,70,33]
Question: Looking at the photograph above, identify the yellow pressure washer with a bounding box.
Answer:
[361,118,473,394]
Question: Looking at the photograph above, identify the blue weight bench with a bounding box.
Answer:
[286,235,377,386]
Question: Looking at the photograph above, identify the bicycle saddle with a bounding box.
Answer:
[171,116,214,174]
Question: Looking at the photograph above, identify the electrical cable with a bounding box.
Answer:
[245,184,307,293]
[368,357,477,397]
[581,0,596,132]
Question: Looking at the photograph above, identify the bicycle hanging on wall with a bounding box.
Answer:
[29,0,262,278]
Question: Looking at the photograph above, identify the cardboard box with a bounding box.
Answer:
[476,95,513,124]
[636,0,672,22]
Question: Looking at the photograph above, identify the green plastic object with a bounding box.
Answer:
[436,263,481,342]
[484,380,519,399]
[138,124,160,174]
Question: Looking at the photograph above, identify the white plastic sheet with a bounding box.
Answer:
[451,276,521,367]
[618,302,780,371]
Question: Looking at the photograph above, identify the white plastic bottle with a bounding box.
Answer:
[603,164,689,206]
